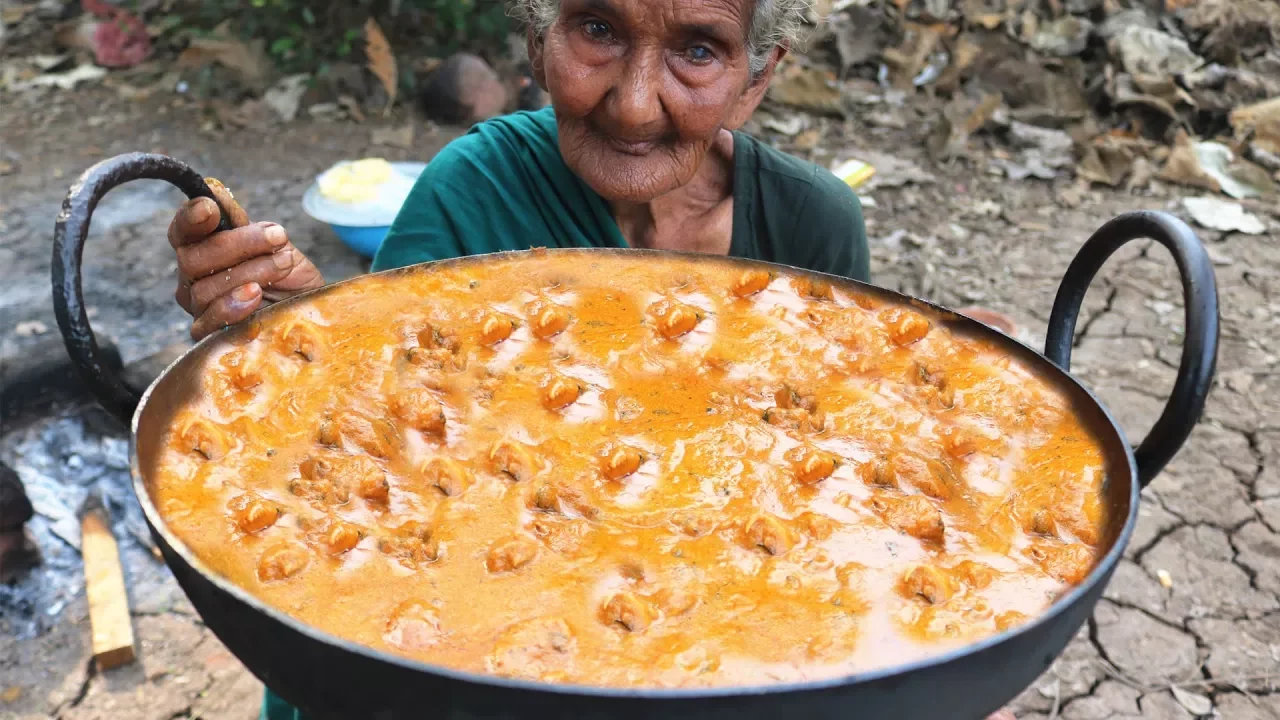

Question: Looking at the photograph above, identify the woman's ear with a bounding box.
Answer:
[750,44,789,90]
[527,26,549,90]
[724,44,788,130]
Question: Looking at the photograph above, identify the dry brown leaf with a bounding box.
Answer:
[178,36,269,86]
[1115,93,1179,122]
[1158,129,1222,192]
[338,95,366,123]
[364,18,397,111]
[52,17,97,54]
[794,128,821,150]
[926,92,1005,162]
[937,33,984,93]
[768,62,844,116]
[964,92,1004,135]
[1079,134,1151,187]
[1124,156,1157,192]
[1,5,29,24]
[882,22,948,89]
[1182,0,1280,64]
[928,97,969,161]
[1020,10,1039,43]
[972,13,1004,29]
[1131,73,1198,109]
[1231,96,1280,154]
[952,33,983,70]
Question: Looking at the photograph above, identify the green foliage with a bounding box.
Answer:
[415,0,511,51]
[188,1,513,75]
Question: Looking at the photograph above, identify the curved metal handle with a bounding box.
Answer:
[52,152,230,427]
[1044,210,1220,488]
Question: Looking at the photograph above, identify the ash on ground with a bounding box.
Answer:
[0,407,185,639]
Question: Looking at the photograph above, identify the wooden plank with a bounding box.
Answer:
[81,504,136,670]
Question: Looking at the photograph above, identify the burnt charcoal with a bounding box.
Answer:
[0,460,33,531]
[0,529,41,583]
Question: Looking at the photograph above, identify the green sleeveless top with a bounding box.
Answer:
[371,107,868,280]
[263,107,868,720]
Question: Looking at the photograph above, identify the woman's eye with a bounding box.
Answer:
[686,45,713,63]
[583,19,611,40]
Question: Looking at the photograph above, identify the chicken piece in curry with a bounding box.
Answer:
[150,250,1113,688]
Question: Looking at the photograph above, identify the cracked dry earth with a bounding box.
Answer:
[2,85,1279,719]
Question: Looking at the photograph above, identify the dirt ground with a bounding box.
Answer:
[1,81,1278,720]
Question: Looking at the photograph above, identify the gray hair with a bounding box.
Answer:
[512,0,809,76]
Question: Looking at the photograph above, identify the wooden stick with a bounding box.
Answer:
[80,499,136,670]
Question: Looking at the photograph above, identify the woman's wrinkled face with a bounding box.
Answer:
[531,0,779,203]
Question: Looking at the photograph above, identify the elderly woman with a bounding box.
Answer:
[168,1,1014,718]
[170,0,867,339]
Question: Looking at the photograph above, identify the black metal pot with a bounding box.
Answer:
[52,153,1220,720]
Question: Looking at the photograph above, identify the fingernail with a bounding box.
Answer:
[189,199,211,224]
[264,224,287,248]
[272,248,293,270]
[232,283,259,303]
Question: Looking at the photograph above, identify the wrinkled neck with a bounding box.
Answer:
[611,129,735,250]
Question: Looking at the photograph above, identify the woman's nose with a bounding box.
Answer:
[609,49,663,132]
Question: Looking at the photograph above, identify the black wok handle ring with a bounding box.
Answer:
[52,152,231,427]
[1044,210,1219,489]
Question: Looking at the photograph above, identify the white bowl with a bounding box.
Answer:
[301,161,428,228]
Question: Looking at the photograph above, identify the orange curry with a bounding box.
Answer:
[151,250,1110,688]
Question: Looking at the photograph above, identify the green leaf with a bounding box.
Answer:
[301,7,315,24]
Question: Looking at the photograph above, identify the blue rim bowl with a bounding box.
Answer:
[330,224,390,260]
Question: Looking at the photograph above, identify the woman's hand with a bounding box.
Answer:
[169,195,324,341]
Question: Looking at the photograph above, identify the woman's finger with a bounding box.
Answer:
[261,248,326,300]
[175,279,193,316]
[167,197,221,249]
[188,250,296,316]
[176,222,288,281]
[190,283,262,341]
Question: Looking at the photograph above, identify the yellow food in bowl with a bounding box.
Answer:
[318,158,395,204]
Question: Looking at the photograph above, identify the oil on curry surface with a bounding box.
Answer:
[150,251,1110,688]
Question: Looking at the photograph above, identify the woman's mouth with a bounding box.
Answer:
[606,137,659,156]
